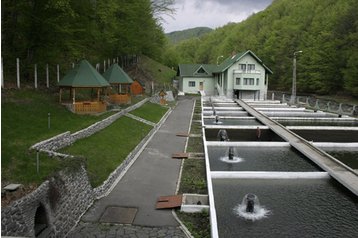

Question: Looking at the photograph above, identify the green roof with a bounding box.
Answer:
[103,63,134,84]
[178,64,218,77]
[58,60,110,87]
[214,52,246,72]
[178,50,273,77]
[215,50,273,74]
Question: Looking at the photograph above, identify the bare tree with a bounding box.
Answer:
[150,0,176,22]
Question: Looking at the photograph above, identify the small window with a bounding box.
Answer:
[243,78,254,85]
[256,78,259,85]
[188,81,195,87]
[198,68,205,74]
[236,78,241,85]
[239,64,246,71]
[248,64,255,71]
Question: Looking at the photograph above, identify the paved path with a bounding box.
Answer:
[68,97,196,237]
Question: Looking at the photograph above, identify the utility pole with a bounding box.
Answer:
[290,50,302,105]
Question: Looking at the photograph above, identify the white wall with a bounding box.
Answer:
[226,54,268,100]
[181,77,216,95]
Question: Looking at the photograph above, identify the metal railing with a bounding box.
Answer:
[268,91,358,117]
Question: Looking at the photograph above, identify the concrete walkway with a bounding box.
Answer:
[68,97,196,237]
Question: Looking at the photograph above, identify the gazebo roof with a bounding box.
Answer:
[103,63,134,84]
[58,60,110,87]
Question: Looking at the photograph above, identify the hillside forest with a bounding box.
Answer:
[1,0,358,97]
[163,0,358,97]
[1,0,174,81]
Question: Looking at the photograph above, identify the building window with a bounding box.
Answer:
[256,78,259,85]
[243,78,254,85]
[236,78,241,85]
[239,64,246,71]
[188,81,196,87]
[248,64,255,71]
[197,67,205,74]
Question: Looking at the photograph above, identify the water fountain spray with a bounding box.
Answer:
[217,129,229,141]
[228,146,234,161]
[215,115,220,124]
[233,193,271,221]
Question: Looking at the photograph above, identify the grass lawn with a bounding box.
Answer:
[176,211,210,238]
[2,88,169,188]
[186,137,204,153]
[130,102,168,123]
[60,116,152,187]
[1,89,115,184]
[190,121,202,134]
[179,159,207,194]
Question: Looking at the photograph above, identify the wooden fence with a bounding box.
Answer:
[109,94,131,104]
[71,101,107,114]
[1,55,139,89]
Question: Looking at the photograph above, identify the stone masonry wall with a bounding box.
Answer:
[31,98,149,153]
[1,166,94,237]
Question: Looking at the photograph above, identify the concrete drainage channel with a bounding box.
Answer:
[180,194,209,213]
[202,96,358,238]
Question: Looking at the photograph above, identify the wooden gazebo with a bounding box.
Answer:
[103,63,133,104]
[58,60,110,114]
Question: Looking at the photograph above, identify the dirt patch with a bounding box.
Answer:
[1,183,38,207]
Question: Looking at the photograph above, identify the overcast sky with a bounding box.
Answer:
[161,0,273,33]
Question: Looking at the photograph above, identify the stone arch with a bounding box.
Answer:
[34,203,49,237]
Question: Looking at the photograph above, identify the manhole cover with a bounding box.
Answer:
[100,206,138,224]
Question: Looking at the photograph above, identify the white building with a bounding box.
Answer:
[177,50,273,100]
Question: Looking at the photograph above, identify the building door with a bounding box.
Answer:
[199,82,204,91]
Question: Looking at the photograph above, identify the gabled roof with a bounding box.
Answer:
[103,63,133,84]
[178,64,218,77]
[215,50,273,74]
[178,50,273,77]
[58,60,110,87]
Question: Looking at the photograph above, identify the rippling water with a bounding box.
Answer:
[213,179,358,238]
[208,146,320,172]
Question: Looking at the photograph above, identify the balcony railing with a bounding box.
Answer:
[233,70,261,74]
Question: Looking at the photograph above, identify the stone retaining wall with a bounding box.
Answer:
[30,131,72,152]
[1,166,94,237]
[31,98,149,153]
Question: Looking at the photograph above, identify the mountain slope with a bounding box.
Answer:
[166,27,213,44]
[126,55,176,90]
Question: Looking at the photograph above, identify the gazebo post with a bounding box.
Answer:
[97,88,100,101]
[73,88,76,103]
[59,88,62,103]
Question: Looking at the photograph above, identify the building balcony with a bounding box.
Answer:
[233,70,261,75]
[233,85,261,90]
